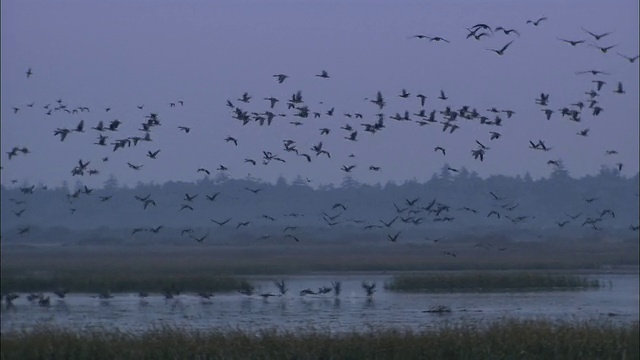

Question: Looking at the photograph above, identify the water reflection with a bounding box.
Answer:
[1,273,638,334]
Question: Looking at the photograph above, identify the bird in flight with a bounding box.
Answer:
[273,74,288,83]
[590,44,617,53]
[557,38,585,46]
[26,68,33,78]
[428,36,450,43]
[495,27,520,36]
[487,41,514,55]
[316,70,330,78]
[617,53,639,63]
[526,17,547,26]
[582,27,612,41]
[613,82,625,94]
[387,231,401,242]
[576,69,609,76]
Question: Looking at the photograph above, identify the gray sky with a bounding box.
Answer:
[2,0,638,188]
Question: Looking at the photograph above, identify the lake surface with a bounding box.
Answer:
[2,273,638,334]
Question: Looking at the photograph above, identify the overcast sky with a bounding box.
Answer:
[2,0,638,189]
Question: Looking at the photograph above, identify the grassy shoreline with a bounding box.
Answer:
[385,272,602,292]
[2,320,637,359]
[2,242,638,293]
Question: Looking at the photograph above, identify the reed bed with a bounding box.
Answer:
[2,242,636,293]
[2,320,637,359]
[385,272,602,292]
[0,273,246,294]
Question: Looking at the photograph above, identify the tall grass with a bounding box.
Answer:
[385,272,602,292]
[2,320,637,359]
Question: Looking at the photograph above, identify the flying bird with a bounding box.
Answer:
[316,70,330,78]
[617,53,639,63]
[526,17,547,26]
[557,38,585,46]
[487,41,514,55]
[582,27,612,40]
[273,74,288,83]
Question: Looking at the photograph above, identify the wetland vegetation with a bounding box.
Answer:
[2,320,637,359]
[385,272,602,292]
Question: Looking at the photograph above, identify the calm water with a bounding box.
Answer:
[2,273,638,333]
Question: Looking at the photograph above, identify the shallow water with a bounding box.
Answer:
[2,273,638,333]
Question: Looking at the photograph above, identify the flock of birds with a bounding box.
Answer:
[3,17,639,248]
[2,279,378,308]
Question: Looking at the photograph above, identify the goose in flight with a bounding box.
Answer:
[26,68,33,78]
[557,38,584,46]
[211,218,232,226]
[495,27,520,36]
[428,36,450,43]
[576,69,609,76]
[577,128,589,137]
[582,28,612,41]
[345,131,358,141]
[224,136,238,146]
[180,204,194,211]
[238,92,252,103]
[316,70,330,78]
[273,74,288,83]
[184,193,198,202]
[370,91,386,109]
[190,233,208,243]
[146,150,160,159]
[613,82,625,94]
[264,97,279,108]
[127,162,143,170]
[380,216,398,227]
[526,17,547,26]
[488,40,514,55]
[590,44,616,53]
[617,53,639,63]
[467,29,490,40]
[341,164,356,172]
[434,146,446,155]
[236,221,251,229]
[206,192,220,201]
[387,231,401,242]
[285,234,300,242]
[416,93,427,106]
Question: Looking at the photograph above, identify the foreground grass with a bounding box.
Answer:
[2,320,637,359]
[385,272,601,292]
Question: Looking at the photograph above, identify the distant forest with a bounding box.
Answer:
[1,165,638,244]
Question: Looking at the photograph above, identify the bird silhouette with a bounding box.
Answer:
[617,53,639,63]
[526,17,547,26]
[557,38,585,46]
[316,70,330,78]
[211,218,232,226]
[273,74,288,83]
[387,231,401,242]
[582,27,612,40]
[488,40,514,55]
